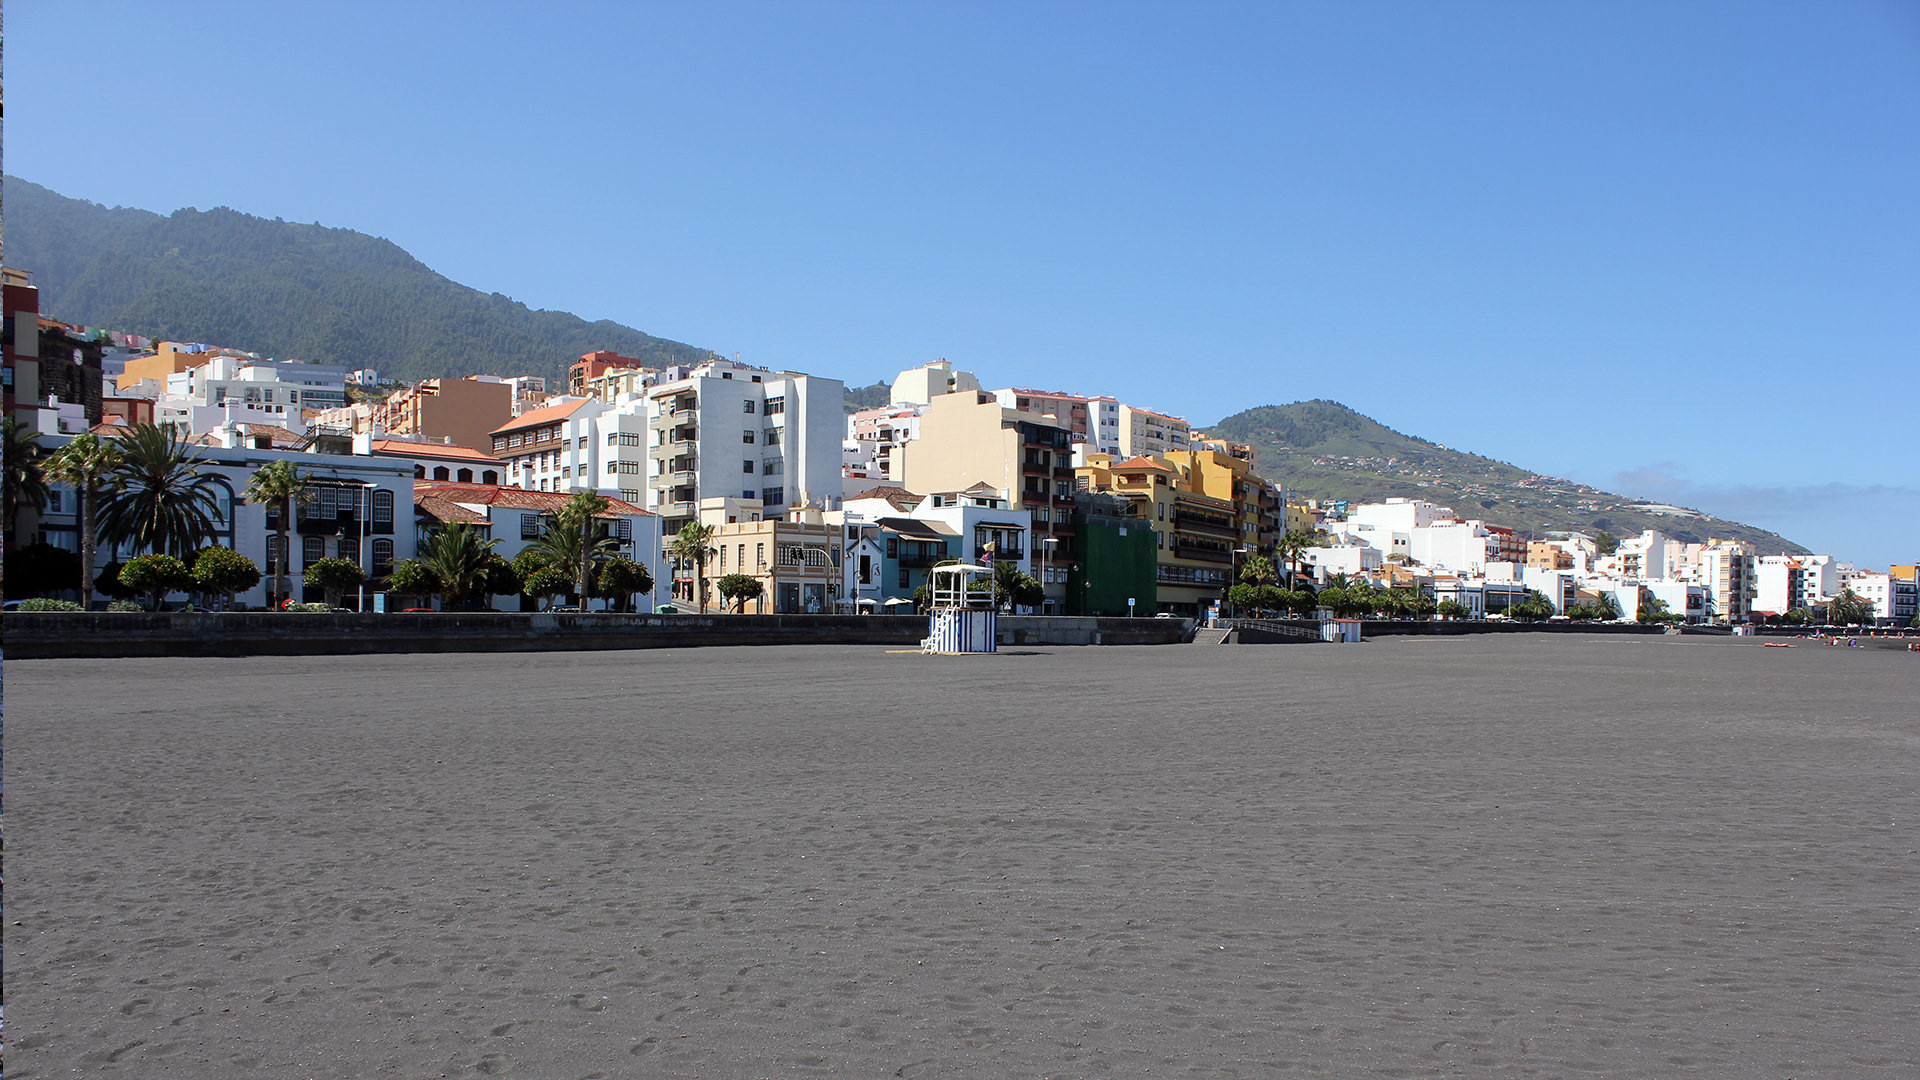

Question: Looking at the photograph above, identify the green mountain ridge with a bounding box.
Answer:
[1203,400,1806,553]
[2,176,711,386]
[5,178,1802,552]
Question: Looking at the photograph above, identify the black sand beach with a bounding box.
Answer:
[7,636,1917,1077]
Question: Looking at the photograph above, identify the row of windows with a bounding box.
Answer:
[605,432,643,446]
[266,535,393,575]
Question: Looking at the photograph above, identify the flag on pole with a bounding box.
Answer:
[980,540,995,565]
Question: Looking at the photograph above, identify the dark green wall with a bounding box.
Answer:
[1068,520,1157,616]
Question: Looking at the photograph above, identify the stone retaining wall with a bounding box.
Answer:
[2,612,1192,659]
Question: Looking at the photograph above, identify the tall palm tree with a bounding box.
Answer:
[4,417,51,549]
[1273,530,1320,588]
[532,510,620,608]
[554,491,614,605]
[668,521,717,613]
[244,459,312,608]
[44,433,124,610]
[98,423,223,557]
[417,523,502,610]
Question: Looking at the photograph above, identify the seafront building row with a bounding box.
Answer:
[5,267,1913,623]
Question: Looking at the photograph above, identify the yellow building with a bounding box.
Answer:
[1165,444,1281,556]
[1076,452,1237,617]
[115,341,233,391]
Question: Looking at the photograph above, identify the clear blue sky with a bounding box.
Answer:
[9,1,1917,567]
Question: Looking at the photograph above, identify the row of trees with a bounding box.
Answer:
[5,421,656,611]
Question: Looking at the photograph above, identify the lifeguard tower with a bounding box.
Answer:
[924,563,998,653]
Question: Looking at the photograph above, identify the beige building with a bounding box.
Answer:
[1116,404,1191,458]
[701,513,841,613]
[893,389,1078,608]
[315,376,515,453]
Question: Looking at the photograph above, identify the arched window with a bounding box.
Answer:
[414,465,425,479]
[433,466,450,481]
[371,538,394,576]
[372,489,395,534]
[456,468,473,483]
[482,470,498,485]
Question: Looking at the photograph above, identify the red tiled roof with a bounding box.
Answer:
[1114,455,1173,472]
[413,481,650,517]
[488,398,591,435]
[370,439,502,463]
[416,494,491,526]
[846,485,921,512]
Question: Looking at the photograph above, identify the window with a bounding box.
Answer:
[620,489,639,502]
[764,428,780,445]
[761,487,784,506]
[49,489,62,512]
[718,545,727,570]
[763,460,782,475]
[372,538,394,577]
[615,518,632,542]
[608,461,619,474]
[887,538,899,558]
[339,536,359,565]
[372,489,394,532]
[303,536,325,566]
[764,396,785,415]
[607,431,618,445]
[743,400,755,413]
[899,567,910,588]
[562,466,571,478]
[743,430,755,444]
[755,543,765,569]
[744,459,755,473]
[522,513,542,539]
[265,534,283,575]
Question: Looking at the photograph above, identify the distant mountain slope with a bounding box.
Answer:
[3,176,712,386]
[1205,400,1806,553]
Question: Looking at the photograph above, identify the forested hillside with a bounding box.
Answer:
[1206,400,1805,553]
[3,177,710,385]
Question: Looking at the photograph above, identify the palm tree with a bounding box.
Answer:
[43,433,124,610]
[244,459,312,609]
[416,523,503,610]
[532,508,620,608]
[1827,586,1874,627]
[1273,530,1320,588]
[553,491,614,605]
[668,521,717,613]
[4,417,51,549]
[98,423,223,557]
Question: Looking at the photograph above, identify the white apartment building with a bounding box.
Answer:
[644,359,845,535]
[1838,569,1916,624]
[1605,529,1671,581]
[1521,566,1578,613]
[845,404,925,481]
[1299,539,1384,582]
[1755,554,1838,615]
[160,353,349,427]
[1084,397,1123,456]
[1408,519,1494,574]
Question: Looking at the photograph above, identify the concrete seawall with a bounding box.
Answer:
[2,612,1195,659]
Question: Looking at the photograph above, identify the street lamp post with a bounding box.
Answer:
[1228,546,1251,621]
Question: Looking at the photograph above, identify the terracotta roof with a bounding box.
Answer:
[90,420,133,435]
[370,439,502,463]
[416,494,491,526]
[188,423,304,448]
[1007,388,1088,401]
[488,397,591,435]
[413,481,650,517]
[961,481,1001,494]
[1114,455,1173,472]
[846,485,921,512]
[1125,405,1187,424]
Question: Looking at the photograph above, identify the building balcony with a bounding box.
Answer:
[1173,542,1233,564]
[1172,513,1237,538]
